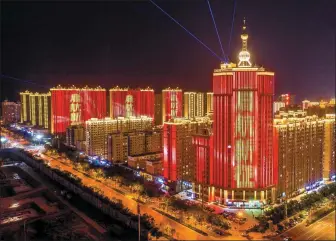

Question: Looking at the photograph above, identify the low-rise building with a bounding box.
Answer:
[1,100,21,124]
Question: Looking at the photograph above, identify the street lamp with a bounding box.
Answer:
[35,134,43,145]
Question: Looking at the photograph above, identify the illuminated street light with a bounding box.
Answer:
[0,137,7,143]
[36,134,43,140]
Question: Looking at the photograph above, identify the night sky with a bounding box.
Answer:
[1,0,335,102]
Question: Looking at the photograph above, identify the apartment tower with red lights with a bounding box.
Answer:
[212,19,276,205]
[51,85,106,134]
[109,87,154,119]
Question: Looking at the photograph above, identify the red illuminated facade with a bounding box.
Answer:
[193,129,213,184]
[211,20,276,203]
[279,93,295,106]
[51,86,106,134]
[163,118,212,187]
[109,87,154,118]
[162,88,182,123]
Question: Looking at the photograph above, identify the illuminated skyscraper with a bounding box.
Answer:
[109,87,154,119]
[184,92,196,119]
[212,19,275,203]
[206,92,213,115]
[86,116,153,159]
[51,85,106,134]
[184,92,205,119]
[323,114,335,180]
[163,117,211,190]
[20,90,31,123]
[273,110,324,197]
[29,92,51,129]
[193,128,214,201]
[162,88,182,123]
[279,93,295,106]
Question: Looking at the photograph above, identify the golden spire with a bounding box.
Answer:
[238,17,252,67]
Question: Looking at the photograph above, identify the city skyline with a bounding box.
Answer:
[0,1,335,240]
[1,0,335,102]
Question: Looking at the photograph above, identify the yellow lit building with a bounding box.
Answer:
[66,125,85,147]
[128,133,146,156]
[273,110,324,198]
[323,114,335,180]
[107,132,128,163]
[20,91,31,123]
[85,116,153,158]
[183,92,206,119]
[206,92,213,115]
[29,92,51,129]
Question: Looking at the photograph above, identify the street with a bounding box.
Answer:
[39,153,221,240]
[274,211,335,240]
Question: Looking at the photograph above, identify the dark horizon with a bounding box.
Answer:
[1,0,335,102]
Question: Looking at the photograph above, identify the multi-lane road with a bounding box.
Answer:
[274,211,335,240]
[39,153,223,240]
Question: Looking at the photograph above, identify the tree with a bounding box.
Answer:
[132,183,144,196]
[95,168,105,180]
[88,169,97,179]
[82,162,89,172]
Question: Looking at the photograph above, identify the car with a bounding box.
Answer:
[214,229,224,236]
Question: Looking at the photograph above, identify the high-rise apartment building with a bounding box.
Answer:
[163,117,211,189]
[86,116,153,158]
[19,91,51,129]
[66,125,85,147]
[1,101,21,124]
[162,88,182,123]
[323,114,335,180]
[184,92,205,119]
[279,93,295,106]
[273,101,285,114]
[192,128,214,201]
[107,132,128,162]
[51,85,106,134]
[20,91,31,123]
[109,87,154,119]
[212,20,275,204]
[273,110,324,197]
[128,133,146,156]
[206,92,213,115]
[145,130,162,153]
[29,92,51,129]
[154,93,163,125]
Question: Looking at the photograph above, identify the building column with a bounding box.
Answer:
[271,187,276,204]
[220,188,223,204]
[265,190,268,200]
[198,184,201,199]
[243,190,246,200]
[261,191,265,202]
[224,190,228,204]
[231,190,235,200]
[211,187,215,202]
[208,186,211,202]
[254,190,257,200]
